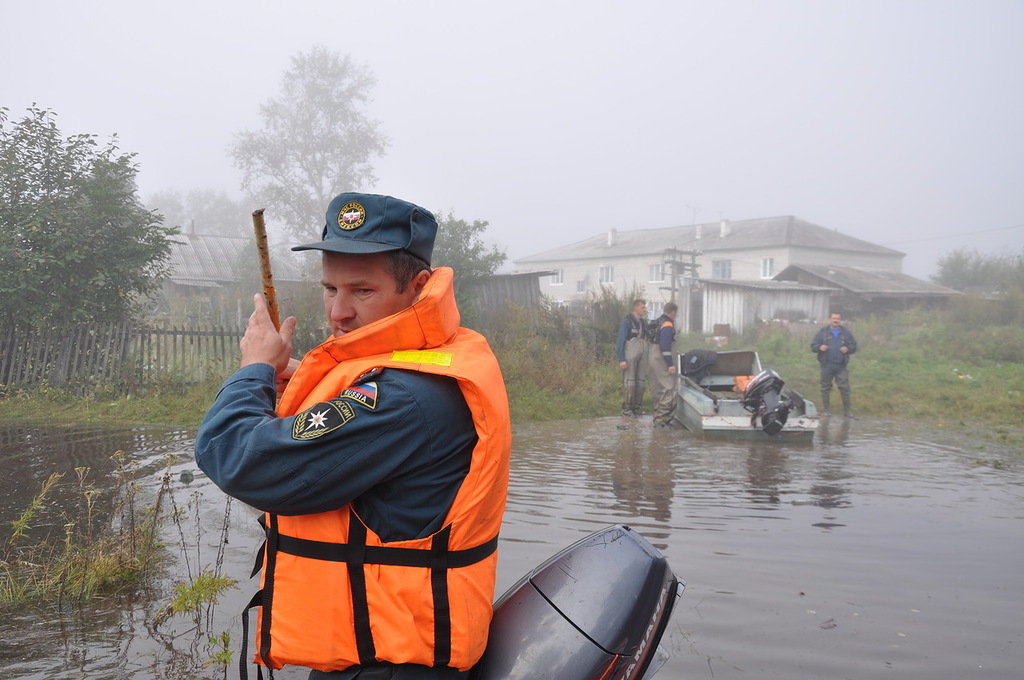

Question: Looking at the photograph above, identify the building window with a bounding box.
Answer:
[649,263,664,282]
[599,265,614,284]
[549,269,564,286]
[712,259,732,279]
[761,257,775,279]
[576,279,587,294]
[649,301,664,318]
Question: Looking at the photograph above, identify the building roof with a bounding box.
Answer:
[515,215,904,264]
[167,232,303,287]
[775,264,959,297]
[699,278,834,292]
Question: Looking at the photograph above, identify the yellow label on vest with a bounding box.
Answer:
[390,350,454,367]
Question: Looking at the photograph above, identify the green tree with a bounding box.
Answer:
[0,106,177,327]
[432,210,507,326]
[231,46,389,240]
[934,247,1024,292]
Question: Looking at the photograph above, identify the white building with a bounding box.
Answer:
[514,215,951,333]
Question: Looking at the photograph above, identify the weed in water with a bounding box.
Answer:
[1,453,167,609]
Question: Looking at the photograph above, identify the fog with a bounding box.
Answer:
[4,0,1022,278]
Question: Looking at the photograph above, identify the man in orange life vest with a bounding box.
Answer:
[195,193,512,679]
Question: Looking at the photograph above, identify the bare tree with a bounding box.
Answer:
[231,46,389,239]
[146,189,249,237]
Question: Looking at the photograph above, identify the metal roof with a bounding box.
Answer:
[775,264,959,296]
[166,232,303,285]
[515,215,903,264]
[699,279,835,292]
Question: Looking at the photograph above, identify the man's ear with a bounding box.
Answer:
[411,269,432,296]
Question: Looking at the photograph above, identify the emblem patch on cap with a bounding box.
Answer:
[292,399,356,440]
[337,201,366,230]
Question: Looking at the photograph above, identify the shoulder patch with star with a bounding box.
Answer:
[292,399,357,440]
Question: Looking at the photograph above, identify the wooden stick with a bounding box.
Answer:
[251,208,281,331]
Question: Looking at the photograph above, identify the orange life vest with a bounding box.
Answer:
[250,267,512,673]
[734,375,755,394]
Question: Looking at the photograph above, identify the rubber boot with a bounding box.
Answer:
[821,392,831,416]
[842,394,853,418]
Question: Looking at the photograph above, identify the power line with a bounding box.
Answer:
[880,222,1024,245]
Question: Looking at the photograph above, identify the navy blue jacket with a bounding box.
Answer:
[651,314,676,368]
[194,363,476,542]
[616,315,647,362]
[811,324,858,367]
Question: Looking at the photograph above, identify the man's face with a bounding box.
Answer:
[634,302,647,317]
[321,251,426,337]
[829,313,843,328]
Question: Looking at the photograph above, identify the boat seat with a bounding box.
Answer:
[699,375,740,391]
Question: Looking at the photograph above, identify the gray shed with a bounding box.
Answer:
[699,279,833,334]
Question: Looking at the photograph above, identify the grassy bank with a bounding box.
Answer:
[2,307,1023,440]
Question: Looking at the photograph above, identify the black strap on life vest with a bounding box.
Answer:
[429,525,453,667]
[273,529,499,570]
[241,514,280,680]
[251,514,497,670]
[346,518,377,665]
[259,515,279,668]
[240,590,271,680]
[247,513,497,672]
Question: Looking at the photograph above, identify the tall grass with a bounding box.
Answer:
[2,454,239,675]
[487,294,1024,430]
[2,292,1022,431]
[1,451,166,607]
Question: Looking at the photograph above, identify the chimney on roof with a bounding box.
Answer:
[607,228,617,247]
[720,219,732,238]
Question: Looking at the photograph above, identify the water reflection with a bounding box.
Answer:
[608,427,675,523]
[743,441,791,505]
[0,423,191,537]
[816,414,852,445]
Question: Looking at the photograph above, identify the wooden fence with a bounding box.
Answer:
[0,323,244,394]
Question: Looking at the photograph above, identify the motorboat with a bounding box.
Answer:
[674,349,818,441]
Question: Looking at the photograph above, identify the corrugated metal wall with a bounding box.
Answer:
[701,283,830,333]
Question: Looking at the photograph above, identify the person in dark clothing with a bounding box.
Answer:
[811,312,858,417]
[615,298,649,416]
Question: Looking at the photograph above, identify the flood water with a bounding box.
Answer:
[1,416,1022,679]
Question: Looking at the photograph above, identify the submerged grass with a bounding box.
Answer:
[2,455,239,674]
[1,452,166,608]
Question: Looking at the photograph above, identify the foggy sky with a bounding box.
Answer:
[4,0,1023,278]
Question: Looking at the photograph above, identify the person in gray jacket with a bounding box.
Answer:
[811,312,858,417]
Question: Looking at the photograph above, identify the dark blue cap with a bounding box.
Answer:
[292,192,437,265]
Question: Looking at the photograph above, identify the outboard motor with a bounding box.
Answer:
[474,525,683,680]
[741,369,792,435]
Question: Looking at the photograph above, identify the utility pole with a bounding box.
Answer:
[662,247,701,332]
